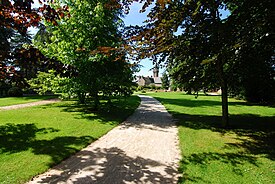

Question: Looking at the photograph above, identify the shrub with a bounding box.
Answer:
[137,86,144,91]
[8,87,23,97]
[150,84,156,90]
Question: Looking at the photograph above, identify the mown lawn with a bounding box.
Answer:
[0,96,140,184]
[0,95,58,107]
[148,92,275,184]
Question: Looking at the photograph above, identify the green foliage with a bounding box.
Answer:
[150,84,156,90]
[130,0,274,126]
[28,71,54,95]
[169,79,183,92]
[166,0,274,103]
[161,72,169,90]
[7,87,23,97]
[27,70,70,97]
[225,0,275,103]
[37,0,134,106]
[136,86,144,91]
[0,27,32,88]
[0,27,12,62]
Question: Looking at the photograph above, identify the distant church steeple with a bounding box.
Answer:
[153,63,159,77]
[152,55,159,78]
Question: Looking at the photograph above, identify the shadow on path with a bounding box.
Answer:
[27,95,180,183]
[35,147,177,184]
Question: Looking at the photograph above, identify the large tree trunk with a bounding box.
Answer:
[211,5,229,127]
[217,58,229,127]
[78,92,86,104]
[221,78,229,127]
[92,91,100,110]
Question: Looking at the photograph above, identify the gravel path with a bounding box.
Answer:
[0,98,60,110]
[27,95,181,184]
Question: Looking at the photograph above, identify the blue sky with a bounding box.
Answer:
[123,2,165,77]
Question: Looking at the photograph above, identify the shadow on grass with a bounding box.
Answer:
[176,113,275,182]
[54,96,140,125]
[36,147,178,184]
[178,152,259,183]
[0,96,140,167]
[157,94,275,108]
[0,123,95,165]
[153,96,275,183]
[174,113,275,160]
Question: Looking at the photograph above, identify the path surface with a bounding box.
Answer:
[0,98,60,110]
[27,95,181,184]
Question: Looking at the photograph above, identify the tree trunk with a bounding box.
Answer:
[221,78,229,127]
[93,92,100,110]
[78,92,86,104]
[216,57,229,127]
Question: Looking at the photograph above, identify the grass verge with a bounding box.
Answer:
[0,96,140,184]
[148,92,275,184]
[0,95,58,107]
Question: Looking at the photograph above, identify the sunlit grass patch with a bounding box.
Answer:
[148,92,275,184]
[0,96,140,184]
[0,95,58,107]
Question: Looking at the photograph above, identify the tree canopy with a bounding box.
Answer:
[1,0,274,121]
[125,0,274,126]
[35,0,134,106]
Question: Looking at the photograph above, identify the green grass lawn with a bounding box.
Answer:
[0,96,140,184]
[148,92,275,184]
[0,95,58,107]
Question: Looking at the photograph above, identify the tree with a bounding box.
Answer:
[0,0,67,34]
[161,71,169,90]
[0,26,33,94]
[28,70,71,96]
[0,0,68,68]
[225,0,275,103]
[126,0,232,126]
[0,0,69,93]
[124,0,275,126]
[37,0,134,107]
[0,0,39,34]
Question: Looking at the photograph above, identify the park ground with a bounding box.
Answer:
[148,92,275,184]
[0,92,275,183]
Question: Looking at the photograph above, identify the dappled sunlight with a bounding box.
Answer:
[53,96,140,125]
[28,147,178,184]
[148,92,275,183]
[0,123,59,154]
[27,95,180,184]
[0,123,95,165]
[175,113,275,160]
[0,96,140,183]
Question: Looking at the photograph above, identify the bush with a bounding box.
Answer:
[8,87,23,97]
[150,84,156,90]
[137,86,144,91]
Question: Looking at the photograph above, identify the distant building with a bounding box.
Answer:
[136,64,162,87]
